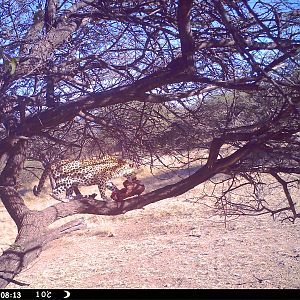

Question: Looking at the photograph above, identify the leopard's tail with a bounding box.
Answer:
[33,165,51,196]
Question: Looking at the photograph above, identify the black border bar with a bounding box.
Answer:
[0,289,299,300]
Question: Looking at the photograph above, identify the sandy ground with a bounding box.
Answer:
[1,163,300,289]
[1,193,299,288]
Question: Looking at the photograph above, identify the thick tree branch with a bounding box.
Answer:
[177,0,195,71]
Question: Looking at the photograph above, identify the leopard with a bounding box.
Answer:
[33,155,137,202]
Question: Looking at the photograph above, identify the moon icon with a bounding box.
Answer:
[64,290,71,298]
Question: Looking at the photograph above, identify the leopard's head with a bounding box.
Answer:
[116,159,138,180]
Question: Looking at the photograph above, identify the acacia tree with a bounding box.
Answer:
[0,0,300,287]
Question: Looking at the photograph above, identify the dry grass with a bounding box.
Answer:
[1,158,300,289]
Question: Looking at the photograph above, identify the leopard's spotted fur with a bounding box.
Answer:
[33,155,136,201]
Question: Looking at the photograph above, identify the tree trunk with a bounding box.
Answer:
[0,186,87,288]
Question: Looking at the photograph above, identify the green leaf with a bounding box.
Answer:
[9,58,17,75]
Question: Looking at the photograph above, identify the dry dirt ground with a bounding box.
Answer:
[1,164,300,289]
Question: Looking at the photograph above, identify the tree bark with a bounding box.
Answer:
[0,185,89,288]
